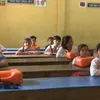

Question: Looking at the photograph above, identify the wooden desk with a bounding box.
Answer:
[8,58,71,66]
[0,77,100,100]
[5,54,56,59]
[6,48,45,51]
[3,51,44,55]
[8,64,89,78]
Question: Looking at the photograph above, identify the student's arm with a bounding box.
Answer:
[90,59,100,76]
[72,58,76,65]
[16,51,28,55]
[44,46,53,55]
[0,44,6,51]
[36,46,40,51]
[0,59,8,67]
[56,47,66,57]
[29,51,40,54]
[15,47,28,55]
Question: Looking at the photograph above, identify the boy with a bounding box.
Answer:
[90,43,100,76]
[45,37,53,49]
[30,36,40,51]
[44,35,61,55]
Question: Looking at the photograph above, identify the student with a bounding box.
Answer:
[44,35,61,55]
[56,35,78,57]
[30,36,40,51]
[45,37,54,49]
[0,44,6,52]
[71,44,90,77]
[90,43,100,76]
[0,51,8,67]
[16,38,39,55]
[72,44,89,65]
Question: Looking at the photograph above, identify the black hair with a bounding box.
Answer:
[53,35,61,41]
[30,36,36,40]
[47,37,53,41]
[78,44,88,53]
[61,35,72,49]
[22,38,31,52]
[97,43,100,51]
[24,38,31,43]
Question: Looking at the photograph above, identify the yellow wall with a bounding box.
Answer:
[1,0,100,48]
[0,0,58,48]
[65,0,100,48]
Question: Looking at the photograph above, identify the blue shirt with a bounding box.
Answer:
[0,56,6,62]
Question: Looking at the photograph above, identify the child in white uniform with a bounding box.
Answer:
[44,35,61,55]
[90,43,100,76]
[56,35,78,58]
[72,44,90,65]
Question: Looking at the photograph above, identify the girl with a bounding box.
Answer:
[72,44,90,77]
[16,38,40,55]
[72,44,90,65]
[56,35,78,57]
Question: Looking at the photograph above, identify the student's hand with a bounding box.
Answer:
[25,51,32,55]
[45,52,53,55]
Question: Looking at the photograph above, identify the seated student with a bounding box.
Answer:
[72,44,90,77]
[30,36,40,51]
[0,44,6,52]
[44,35,61,55]
[45,37,54,50]
[56,35,78,57]
[90,43,100,76]
[16,38,39,55]
[72,44,90,65]
[0,52,8,67]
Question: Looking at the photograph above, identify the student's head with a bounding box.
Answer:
[78,44,89,57]
[53,35,61,46]
[97,43,100,57]
[23,38,31,49]
[61,35,73,51]
[30,36,36,45]
[47,37,54,45]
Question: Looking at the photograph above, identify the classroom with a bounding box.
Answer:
[0,0,100,100]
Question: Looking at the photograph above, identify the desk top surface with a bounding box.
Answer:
[8,58,70,63]
[8,64,89,72]
[0,77,100,92]
[5,54,56,58]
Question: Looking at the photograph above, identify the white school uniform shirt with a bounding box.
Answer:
[90,57,100,76]
[56,46,78,58]
[45,44,61,53]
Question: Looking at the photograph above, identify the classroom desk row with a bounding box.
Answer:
[3,51,44,55]
[6,48,45,51]
[7,64,89,78]
[7,58,71,66]
[5,54,56,59]
[3,49,96,55]
[0,77,100,100]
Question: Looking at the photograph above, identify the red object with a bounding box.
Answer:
[75,57,94,67]
[0,69,23,85]
[66,52,78,60]
[80,2,85,6]
[72,72,87,77]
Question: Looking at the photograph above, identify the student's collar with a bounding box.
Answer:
[96,56,100,60]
